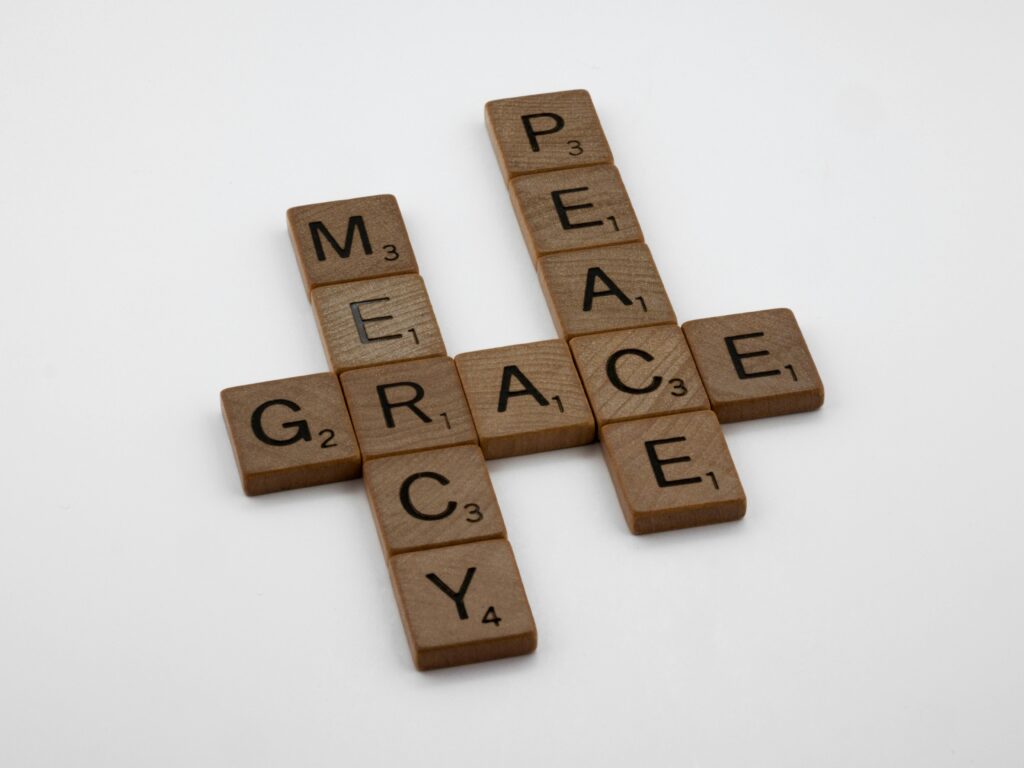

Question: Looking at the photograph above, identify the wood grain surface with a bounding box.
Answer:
[538,242,676,338]
[389,538,537,670]
[455,340,595,459]
[601,411,745,534]
[220,373,361,495]
[570,325,710,428]
[340,357,477,460]
[312,274,445,373]
[364,445,506,557]
[485,89,613,182]
[287,195,418,297]
[682,308,825,422]
[509,165,642,262]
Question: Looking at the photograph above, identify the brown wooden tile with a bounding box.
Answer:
[389,538,536,670]
[455,340,594,459]
[340,357,476,460]
[538,243,676,338]
[221,373,360,496]
[312,274,445,373]
[601,411,745,534]
[682,308,825,423]
[364,445,506,557]
[287,195,418,297]
[485,89,613,182]
[570,325,710,428]
[510,165,642,262]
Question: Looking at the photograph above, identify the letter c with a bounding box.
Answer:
[399,471,457,521]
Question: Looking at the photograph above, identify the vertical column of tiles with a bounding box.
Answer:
[288,195,539,671]
[487,90,756,536]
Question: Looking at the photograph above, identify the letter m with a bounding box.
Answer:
[309,217,372,261]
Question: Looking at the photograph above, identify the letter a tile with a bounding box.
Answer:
[683,308,825,423]
[538,243,676,339]
[364,445,507,557]
[312,274,445,373]
[601,411,745,534]
[389,539,537,670]
[455,340,595,459]
[220,373,361,495]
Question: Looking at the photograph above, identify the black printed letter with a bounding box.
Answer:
[399,472,457,521]
[606,348,661,394]
[645,436,702,487]
[582,267,633,311]
[377,382,431,428]
[497,365,549,412]
[351,298,403,344]
[724,332,780,379]
[551,188,602,230]
[521,112,565,152]
[308,217,372,261]
[426,568,476,620]
[250,399,312,446]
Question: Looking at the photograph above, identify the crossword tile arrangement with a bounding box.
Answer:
[221,89,825,671]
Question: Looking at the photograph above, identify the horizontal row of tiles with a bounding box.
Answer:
[222,311,822,494]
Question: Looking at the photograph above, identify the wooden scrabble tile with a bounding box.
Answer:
[220,373,360,496]
[340,357,477,460]
[485,89,614,182]
[537,243,676,338]
[364,445,506,557]
[682,308,825,423]
[389,538,536,670]
[570,325,710,428]
[510,165,642,262]
[455,340,594,459]
[287,195,418,297]
[312,274,445,373]
[601,411,745,534]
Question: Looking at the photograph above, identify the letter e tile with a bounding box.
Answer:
[600,411,745,534]
[683,308,824,423]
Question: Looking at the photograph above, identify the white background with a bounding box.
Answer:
[2,1,1022,765]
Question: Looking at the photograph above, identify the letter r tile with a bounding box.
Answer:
[312,274,445,373]
[683,308,825,423]
[510,165,642,263]
[340,357,477,461]
[600,411,745,534]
